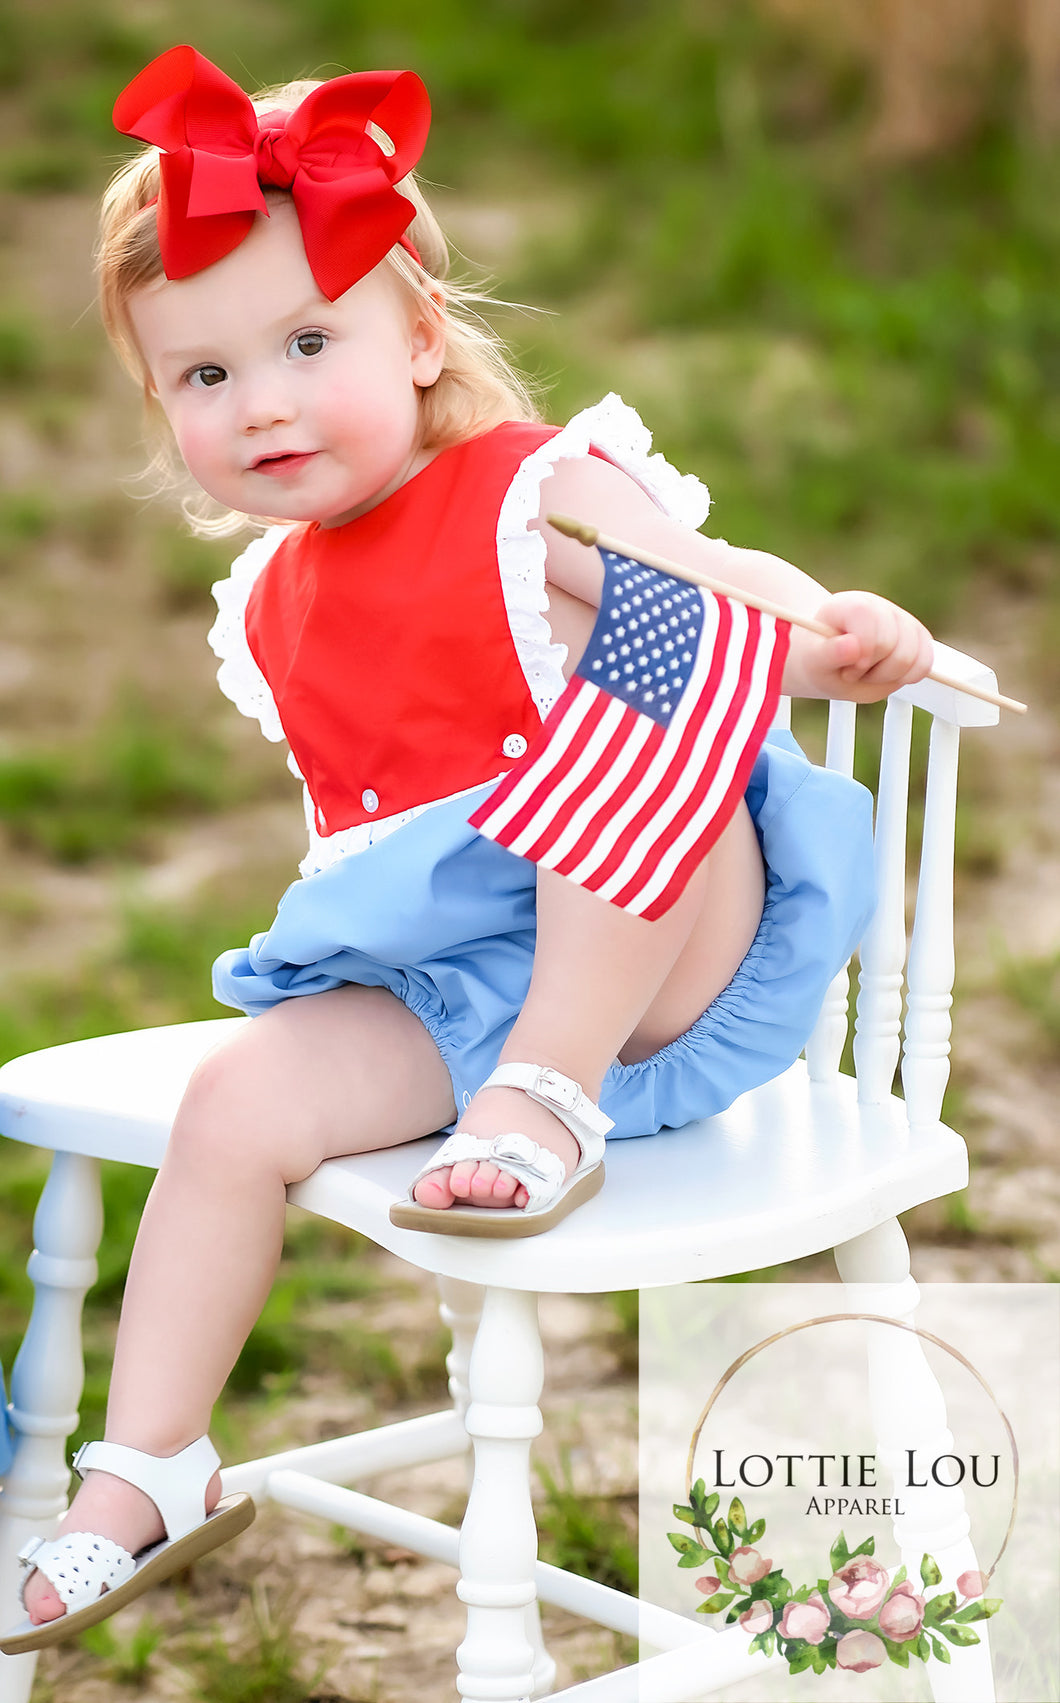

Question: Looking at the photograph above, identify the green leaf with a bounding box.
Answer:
[747,1518,766,1542]
[938,1624,981,1647]
[889,1644,911,1668]
[690,1483,719,1524]
[890,1564,907,1588]
[850,1535,876,1558]
[930,1636,951,1664]
[927,1591,957,1623]
[677,1551,711,1568]
[829,1532,850,1572]
[697,1592,731,1614]
[953,1599,1003,1623]
[671,1503,698,1525]
[727,1496,747,1536]
[713,1518,733,1557]
[787,1648,813,1675]
[915,1632,931,1661]
[762,1630,776,1657]
[920,1553,943,1587]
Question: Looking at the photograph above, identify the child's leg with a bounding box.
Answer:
[414,800,766,1208]
[24,985,456,1626]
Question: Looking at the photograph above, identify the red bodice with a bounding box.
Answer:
[243,421,560,836]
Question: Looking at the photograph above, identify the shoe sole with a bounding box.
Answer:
[0,1492,255,1655]
[389,1162,605,1238]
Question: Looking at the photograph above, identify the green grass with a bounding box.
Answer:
[535,1451,638,1595]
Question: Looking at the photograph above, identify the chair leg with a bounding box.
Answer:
[437,1278,555,1699]
[455,1286,554,1703]
[0,1152,103,1702]
[834,1219,996,1703]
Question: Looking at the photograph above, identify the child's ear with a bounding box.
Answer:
[410,290,446,387]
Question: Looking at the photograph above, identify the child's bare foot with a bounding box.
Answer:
[411,1082,582,1210]
[21,1465,222,1625]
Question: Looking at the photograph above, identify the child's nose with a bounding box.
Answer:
[239,371,296,432]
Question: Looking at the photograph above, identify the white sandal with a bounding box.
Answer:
[0,1436,255,1654]
[389,1062,613,1239]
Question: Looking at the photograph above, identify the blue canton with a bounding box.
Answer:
[575,550,705,727]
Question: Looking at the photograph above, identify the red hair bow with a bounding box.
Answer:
[113,45,430,300]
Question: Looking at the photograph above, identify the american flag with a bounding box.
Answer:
[469,548,790,920]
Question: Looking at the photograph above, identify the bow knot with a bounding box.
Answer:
[253,125,298,190]
[113,45,430,300]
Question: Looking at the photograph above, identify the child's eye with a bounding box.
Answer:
[288,331,327,360]
[187,365,227,390]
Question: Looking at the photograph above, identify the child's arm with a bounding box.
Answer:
[538,453,933,704]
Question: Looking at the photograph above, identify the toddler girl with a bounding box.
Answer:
[3,44,932,1648]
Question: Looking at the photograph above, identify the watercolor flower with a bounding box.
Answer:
[694,1575,721,1596]
[827,1556,890,1620]
[778,1592,830,1645]
[836,1629,887,1671]
[878,1581,926,1642]
[958,1569,988,1599]
[728,1546,772,1587]
[739,1600,774,1636]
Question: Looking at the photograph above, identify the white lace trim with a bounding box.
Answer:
[207,526,293,745]
[297,774,502,878]
[209,397,711,877]
[495,392,711,720]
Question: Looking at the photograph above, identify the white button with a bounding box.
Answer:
[361,788,379,813]
[503,734,528,758]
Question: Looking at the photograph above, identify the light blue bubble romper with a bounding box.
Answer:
[209,398,875,1141]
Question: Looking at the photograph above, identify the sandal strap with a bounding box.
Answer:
[73,1436,219,1542]
[415,1130,566,1210]
[482,1063,613,1161]
[17,1532,136,1612]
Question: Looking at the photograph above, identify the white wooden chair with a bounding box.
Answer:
[0,645,1001,1703]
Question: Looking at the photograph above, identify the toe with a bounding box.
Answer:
[468,1162,502,1202]
[23,1572,65,1627]
[412,1168,456,1209]
[448,1161,480,1200]
[488,1169,521,1203]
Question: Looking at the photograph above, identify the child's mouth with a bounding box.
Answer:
[252,452,316,476]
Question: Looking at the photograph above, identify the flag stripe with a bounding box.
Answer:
[557,595,729,887]
[636,623,790,918]
[469,545,791,919]
[607,606,768,907]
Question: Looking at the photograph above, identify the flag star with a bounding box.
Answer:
[633,637,643,648]
[651,648,662,658]
[682,651,693,664]
[663,599,672,609]
[644,690,655,702]
[674,677,684,688]
[619,644,631,655]
[592,659,602,670]
[620,602,631,613]
[608,669,620,681]
[656,666,666,677]
[615,626,625,639]
[663,640,674,652]
[632,595,642,606]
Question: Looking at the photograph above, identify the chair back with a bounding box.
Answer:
[781,643,1000,1126]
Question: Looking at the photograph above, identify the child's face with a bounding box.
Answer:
[129,199,445,527]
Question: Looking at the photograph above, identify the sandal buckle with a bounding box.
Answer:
[533,1067,580,1112]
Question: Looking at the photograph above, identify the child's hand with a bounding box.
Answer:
[799,591,934,703]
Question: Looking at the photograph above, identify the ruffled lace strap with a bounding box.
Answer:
[207,526,293,746]
[496,393,712,720]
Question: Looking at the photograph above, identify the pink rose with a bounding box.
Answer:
[778,1591,830,1646]
[739,1600,774,1636]
[729,1546,772,1587]
[836,1630,886,1672]
[694,1575,721,1596]
[878,1581,926,1642]
[828,1556,890,1620]
[958,1570,987,1600]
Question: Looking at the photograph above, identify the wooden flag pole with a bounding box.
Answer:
[547,514,1028,716]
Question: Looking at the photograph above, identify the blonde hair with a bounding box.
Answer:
[96,77,542,535]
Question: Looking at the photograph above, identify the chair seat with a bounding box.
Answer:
[0,1017,967,1292]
